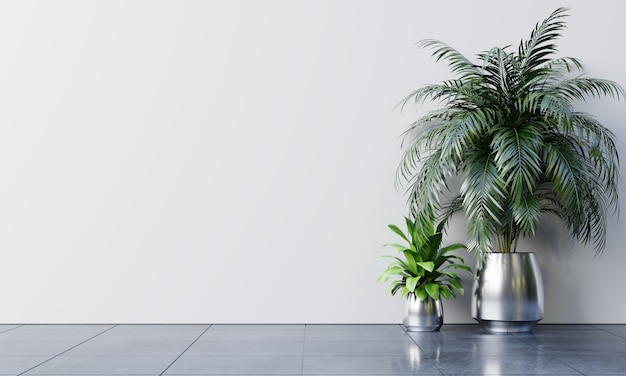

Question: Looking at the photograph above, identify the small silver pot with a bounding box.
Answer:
[472,252,544,333]
[403,295,443,332]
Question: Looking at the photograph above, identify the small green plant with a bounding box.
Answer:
[378,216,471,301]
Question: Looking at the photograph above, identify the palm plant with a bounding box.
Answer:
[397,7,623,263]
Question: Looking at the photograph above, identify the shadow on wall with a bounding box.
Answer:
[526,215,580,321]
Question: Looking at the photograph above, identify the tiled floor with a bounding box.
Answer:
[0,324,625,375]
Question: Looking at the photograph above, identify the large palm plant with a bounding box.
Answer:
[397,8,623,264]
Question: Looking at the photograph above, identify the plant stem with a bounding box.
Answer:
[513,234,519,253]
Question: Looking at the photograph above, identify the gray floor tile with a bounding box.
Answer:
[543,349,626,359]
[515,331,626,353]
[434,324,483,334]
[185,340,304,356]
[304,340,421,356]
[600,330,626,338]
[528,339,626,355]
[63,341,192,356]
[303,355,441,375]
[114,325,209,331]
[407,328,495,344]
[435,344,541,358]
[412,337,540,357]
[516,330,620,340]
[530,324,597,331]
[210,324,304,330]
[306,324,405,331]
[0,356,51,375]
[560,355,626,375]
[18,325,115,331]
[513,326,612,341]
[0,325,21,333]
[92,325,208,342]
[162,355,303,375]
[23,356,175,375]
[0,341,77,356]
[514,334,615,345]
[198,329,305,341]
[593,326,626,338]
[434,354,582,375]
[593,324,626,330]
[305,329,413,342]
[0,329,105,342]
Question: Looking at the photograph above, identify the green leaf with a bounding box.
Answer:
[441,271,457,278]
[400,286,410,299]
[388,224,409,242]
[406,276,419,292]
[427,232,443,258]
[416,261,435,272]
[388,282,403,296]
[439,285,452,299]
[378,266,406,281]
[384,243,410,253]
[403,251,418,274]
[447,277,464,289]
[415,288,428,301]
[440,243,467,254]
[443,264,472,273]
[425,283,440,300]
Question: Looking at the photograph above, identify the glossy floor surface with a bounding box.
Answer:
[0,324,625,375]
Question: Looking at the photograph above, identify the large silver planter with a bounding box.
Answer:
[472,252,544,333]
[403,296,443,332]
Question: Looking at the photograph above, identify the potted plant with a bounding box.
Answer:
[378,214,470,331]
[396,8,622,332]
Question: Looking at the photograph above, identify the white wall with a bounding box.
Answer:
[0,0,624,324]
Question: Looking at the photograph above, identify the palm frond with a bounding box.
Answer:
[512,194,543,237]
[491,124,543,202]
[438,107,495,164]
[572,113,620,214]
[553,77,624,102]
[403,150,450,225]
[417,39,483,78]
[460,149,507,259]
[518,7,569,73]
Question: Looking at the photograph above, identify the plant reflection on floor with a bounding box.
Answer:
[408,343,421,369]
[485,358,502,375]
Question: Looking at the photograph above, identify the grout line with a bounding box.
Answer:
[300,324,308,375]
[158,324,212,376]
[589,324,626,340]
[17,324,118,376]
[0,324,24,335]
[401,324,447,375]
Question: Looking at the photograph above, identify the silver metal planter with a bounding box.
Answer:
[403,296,443,332]
[472,252,544,333]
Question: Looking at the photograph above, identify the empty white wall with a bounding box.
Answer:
[0,0,624,323]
